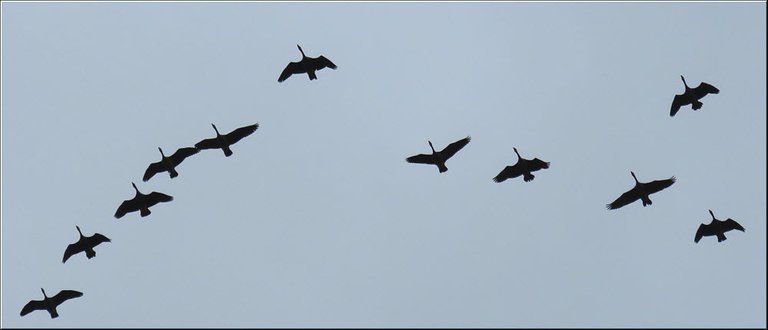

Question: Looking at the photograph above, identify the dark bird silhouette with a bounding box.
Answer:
[606,171,676,210]
[670,75,719,117]
[142,146,199,181]
[62,226,111,263]
[195,123,259,157]
[493,147,550,183]
[114,182,173,219]
[406,136,471,173]
[278,45,337,82]
[20,288,82,318]
[695,210,745,243]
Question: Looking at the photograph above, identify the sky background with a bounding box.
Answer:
[1,1,766,328]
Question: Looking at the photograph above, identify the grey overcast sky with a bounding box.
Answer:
[1,1,766,328]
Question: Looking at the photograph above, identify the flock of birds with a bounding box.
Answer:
[19,45,746,320]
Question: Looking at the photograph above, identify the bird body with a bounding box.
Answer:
[606,171,676,210]
[670,75,719,117]
[195,123,259,157]
[493,147,550,183]
[406,136,471,173]
[695,210,745,243]
[278,45,337,82]
[114,182,173,219]
[20,288,82,318]
[62,226,111,263]
[143,146,199,181]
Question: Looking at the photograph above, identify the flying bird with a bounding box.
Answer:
[62,226,111,263]
[606,171,676,210]
[278,45,337,82]
[195,123,259,157]
[406,136,471,173]
[114,182,173,219]
[142,146,200,181]
[695,209,745,243]
[20,288,82,319]
[493,147,550,183]
[670,75,719,117]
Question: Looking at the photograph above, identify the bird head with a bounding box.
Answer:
[211,123,220,135]
[630,171,638,182]
[40,288,47,298]
[76,225,83,236]
[297,44,305,57]
[131,182,139,193]
[708,209,715,219]
[158,147,165,156]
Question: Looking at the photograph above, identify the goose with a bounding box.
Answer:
[695,210,745,243]
[20,288,82,318]
[195,123,258,157]
[493,147,550,183]
[606,171,676,210]
[670,75,719,117]
[278,45,337,82]
[114,182,173,219]
[406,136,471,173]
[62,226,111,263]
[142,146,200,181]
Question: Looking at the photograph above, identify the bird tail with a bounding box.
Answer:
[692,99,703,110]
[223,147,233,157]
[169,169,179,179]
[438,164,448,173]
[140,208,151,217]
[50,310,59,319]
[523,173,535,182]
[716,233,727,242]
[308,70,317,80]
[641,197,652,207]
[86,249,96,259]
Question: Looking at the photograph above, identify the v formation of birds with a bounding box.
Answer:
[20,44,743,320]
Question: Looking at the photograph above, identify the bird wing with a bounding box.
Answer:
[493,164,523,183]
[20,299,46,316]
[142,161,165,182]
[644,176,676,195]
[62,242,83,263]
[87,233,112,246]
[694,82,719,98]
[224,123,259,145]
[528,158,550,171]
[606,187,640,210]
[670,94,689,117]
[145,192,173,208]
[722,218,745,232]
[169,147,200,166]
[694,223,711,243]
[114,198,140,219]
[439,136,471,160]
[278,61,305,82]
[195,137,220,151]
[51,290,83,306]
[312,55,337,70]
[406,154,436,165]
